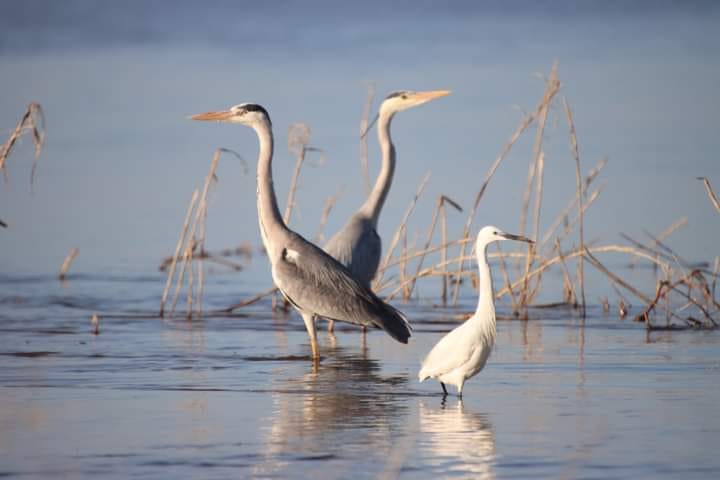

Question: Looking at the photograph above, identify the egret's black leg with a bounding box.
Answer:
[440,382,448,396]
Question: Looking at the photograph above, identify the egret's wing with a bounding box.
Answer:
[418,325,474,380]
[324,215,381,287]
[275,232,410,343]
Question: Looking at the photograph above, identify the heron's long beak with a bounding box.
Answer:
[501,232,534,244]
[413,90,452,102]
[190,110,234,121]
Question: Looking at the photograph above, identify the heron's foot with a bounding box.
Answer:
[440,382,448,396]
[327,320,335,333]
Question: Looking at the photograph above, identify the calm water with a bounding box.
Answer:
[1,272,719,479]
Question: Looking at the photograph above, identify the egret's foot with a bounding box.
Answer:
[327,320,335,333]
[441,382,448,396]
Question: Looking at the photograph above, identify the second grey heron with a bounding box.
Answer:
[418,226,533,396]
[191,103,412,360]
[323,89,451,332]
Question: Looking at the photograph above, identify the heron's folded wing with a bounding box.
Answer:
[324,216,381,287]
[275,233,410,342]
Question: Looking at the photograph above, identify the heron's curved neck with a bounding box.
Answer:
[254,120,287,260]
[473,243,497,340]
[359,111,395,227]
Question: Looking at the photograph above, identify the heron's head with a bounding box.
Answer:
[191,103,271,128]
[475,225,533,252]
[379,90,451,116]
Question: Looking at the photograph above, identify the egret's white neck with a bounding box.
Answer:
[472,242,497,344]
[359,110,396,227]
[254,120,287,261]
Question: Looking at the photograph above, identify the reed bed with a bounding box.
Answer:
[164,63,718,330]
[0,102,46,186]
[159,148,247,318]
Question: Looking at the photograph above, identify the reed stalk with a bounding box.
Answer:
[563,97,586,316]
[58,247,79,280]
[374,171,431,288]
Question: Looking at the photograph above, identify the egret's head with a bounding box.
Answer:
[475,225,534,252]
[379,90,451,116]
[191,103,271,128]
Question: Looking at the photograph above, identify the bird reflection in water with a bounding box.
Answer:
[418,400,496,479]
[252,342,408,477]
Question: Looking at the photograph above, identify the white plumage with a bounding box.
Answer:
[419,226,533,396]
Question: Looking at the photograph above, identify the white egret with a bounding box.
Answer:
[418,226,533,396]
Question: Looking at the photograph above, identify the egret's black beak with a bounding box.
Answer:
[501,233,534,244]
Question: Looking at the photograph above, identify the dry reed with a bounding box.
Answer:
[698,177,720,214]
[58,247,79,280]
[359,82,376,194]
[0,102,46,186]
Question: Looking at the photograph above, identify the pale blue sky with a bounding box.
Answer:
[1,1,719,275]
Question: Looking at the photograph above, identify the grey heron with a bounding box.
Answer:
[323,90,451,332]
[418,226,533,396]
[191,103,412,360]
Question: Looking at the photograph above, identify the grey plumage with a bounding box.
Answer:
[322,90,451,332]
[276,231,409,343]
[324,214,381,289]
[191,102,411,359]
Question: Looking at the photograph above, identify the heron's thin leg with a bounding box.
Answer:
[440,382,448,396]
[327,319,335,333]
[302,313,320,360]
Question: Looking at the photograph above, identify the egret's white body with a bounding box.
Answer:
[419,226,533,396]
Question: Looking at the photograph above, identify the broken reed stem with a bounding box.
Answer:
[496,243,519,312]
[164,148,245,317]
[284,124,309,225]
[196,201,209,317]
[186,239,195,318]
[284,124,325,226]
[407,197,443,300]
[160,190,200,316]
[226,286,279,311]
[518,61,558,247]
[520,150,546,308]
[563,97,586,317]
[314,186,344,244]
[360,82,376,195]
[538,158,606,248]
[374,171,431,288]
[440,203,448,304]
[494,244,668,300]
[554,238,577,305]
[451,62,561,306]
[58,247,79,280]
[583,247,652,304]
[0,102,46,185]
[698,177,720,214]
[400,226,409,298]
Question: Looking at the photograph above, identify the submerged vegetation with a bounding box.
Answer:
[157,62,718,330]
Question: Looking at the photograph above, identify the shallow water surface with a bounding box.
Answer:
[1,273,719,479]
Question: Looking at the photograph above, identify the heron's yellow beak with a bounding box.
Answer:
[190,110,234,121]
[413,90,452,102]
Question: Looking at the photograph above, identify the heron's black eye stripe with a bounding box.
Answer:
[385,91,408,100]
[401,94,408,100]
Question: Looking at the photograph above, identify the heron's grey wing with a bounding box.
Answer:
[275,233,411,343]
[324,216,381,287]
[418,324,474,380]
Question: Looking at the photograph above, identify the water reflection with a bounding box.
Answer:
[418,400,496,479]
[253,342,409,477]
